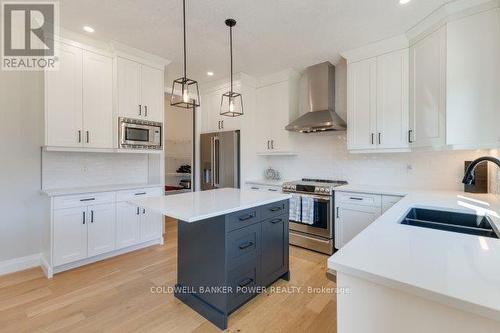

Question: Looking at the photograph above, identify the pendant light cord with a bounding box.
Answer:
[183,0,187,79]
[230,25,233,93]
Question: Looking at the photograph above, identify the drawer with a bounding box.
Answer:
[116,187,163,202]
[227,223,261,268]
[228,258,259,312]
[337,192,381,208]
[246,184,282,193]
[260,200,289,220]
[226,207,261,232]
[54,192,115,210]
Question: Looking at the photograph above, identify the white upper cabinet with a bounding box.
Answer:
[46,42,83,148]
[82,50,113,149]
[117,57,165,122]
[117,57,141,119]
[346,48,409,152]
[347,58,377,150]
[255,71,299,154]
[446,8,500,148]
[409,26,447,148]
[376,49,409,149]
[201,84,242,133]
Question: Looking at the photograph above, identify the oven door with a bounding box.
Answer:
[289,193,333,239]
[120,122,161,148]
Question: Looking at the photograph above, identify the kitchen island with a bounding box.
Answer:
[329,186,500,333]
[132,188,291,330]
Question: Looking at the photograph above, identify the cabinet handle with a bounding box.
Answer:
[238,214,254,221]
[371,133,374,145]
[136,207,140,215]
[78,130,81,143]
[144,105,148,117]
[82,211,86,224]
[269,206,282,212]
[336,207,340,219]
[268,189,278,192]
[408,130,413,143]
[218,121,220,130]
[250,187,260,190]
[221,120,224,129]
[378,133,381,145]
[80,198,95,202]
[139,104,142,116]
[86,131,90,144]
[239,241,254,250]
[267,140,270,150]
[143,208,146,214]
[238,278,254,288]
[349,197,363,201]
[90,210,94,223]
[134,192,147,196]
[270,218,282,224]
[271,140,274,149]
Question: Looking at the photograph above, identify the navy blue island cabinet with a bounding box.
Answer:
[174,199,290,330]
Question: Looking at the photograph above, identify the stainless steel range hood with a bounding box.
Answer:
[285,62,346,133]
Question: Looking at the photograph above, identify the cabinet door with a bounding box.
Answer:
[269,81,292,152]
[261,215,288,286]
[376,49,409,149]
[256,86,273,152]
[53,207,87,266]
[201,89,222,133]
[87,203,116,257]
[117,57,141,119]
[116,202,140,249]
[141,65,164,122]
[410,27,446,148]
[46,42,83,147]
[82,50,113,148]
[347,58,377,150]
[336,203,381,249]
[446,8,500,147]
[140,208,163,242]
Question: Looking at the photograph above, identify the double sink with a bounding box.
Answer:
[401,208,499,239]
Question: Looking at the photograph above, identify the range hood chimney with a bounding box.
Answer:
[285,62,346,133]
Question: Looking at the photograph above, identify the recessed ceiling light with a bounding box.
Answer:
[399,0,412,4]
[207,71,214,76]
[83,26,95,33]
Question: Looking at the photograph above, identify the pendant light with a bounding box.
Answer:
[170,0,200,109]
[220,19,243,117]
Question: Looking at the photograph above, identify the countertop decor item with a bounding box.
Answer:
[264,167,281,181]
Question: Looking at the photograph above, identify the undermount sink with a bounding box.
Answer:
[401,208,499,239]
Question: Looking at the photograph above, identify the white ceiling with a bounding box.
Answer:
[60,0,450,83]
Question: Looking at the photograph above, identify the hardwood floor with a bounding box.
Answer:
[0,219,337,332]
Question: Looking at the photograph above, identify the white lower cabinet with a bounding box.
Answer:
[53,207,88,266]
[335,192,402,249]
[48,187,163,277]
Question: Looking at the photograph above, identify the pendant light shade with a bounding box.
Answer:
[171,0,200,109]
[220,19,243,117]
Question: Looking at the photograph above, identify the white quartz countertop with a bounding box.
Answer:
[131,188,291,222]
[246,179,287,187]
[328,188,500,322]
[334,184,409,196]
[42,183,163,197]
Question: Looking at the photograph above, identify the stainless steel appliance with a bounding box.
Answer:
[119,117,162,150]
[285,62,346,133]
[282,179,347,254]
[200,131,240,190]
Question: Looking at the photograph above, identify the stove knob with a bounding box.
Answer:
[319,188,325,193]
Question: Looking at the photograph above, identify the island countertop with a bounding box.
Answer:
[130,188,291,222]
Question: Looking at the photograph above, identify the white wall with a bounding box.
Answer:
[42,152,149,189]
[0,70,45,262]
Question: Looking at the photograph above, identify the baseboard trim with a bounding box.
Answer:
[0,253,41,277]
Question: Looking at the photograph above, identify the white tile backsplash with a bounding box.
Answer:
[42,152,149,190]
[263,132,497,192]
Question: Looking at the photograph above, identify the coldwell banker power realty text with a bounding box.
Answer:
[2,1,59,71]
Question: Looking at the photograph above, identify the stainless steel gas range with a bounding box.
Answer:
[282,179,347,255]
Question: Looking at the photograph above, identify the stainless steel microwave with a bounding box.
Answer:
[119,117,162,150]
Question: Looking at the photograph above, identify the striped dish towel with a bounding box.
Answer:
[289,195,302,222]
[301,197,315,225]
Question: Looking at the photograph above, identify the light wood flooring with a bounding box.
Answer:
[0,218,337,332]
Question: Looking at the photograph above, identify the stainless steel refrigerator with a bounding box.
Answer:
[200,130,240,191]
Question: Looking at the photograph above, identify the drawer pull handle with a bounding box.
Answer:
[80,198,95,202]
[238,278,254,288]
[251,187,259,190]
[349,197,363,201]
[268,189,278,192]
[239,242,254,250]
[269,207,281,212]
[135,192,147,196]
[271,218,282,224]
[239,214,254,221]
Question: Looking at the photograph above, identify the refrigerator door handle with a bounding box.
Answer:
[214,136,220,187]
[210,136,215,187]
